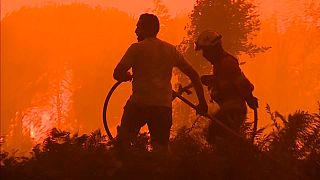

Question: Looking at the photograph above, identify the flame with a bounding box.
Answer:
[19,67,75,143]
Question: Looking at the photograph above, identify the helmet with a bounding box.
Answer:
[195,30,222,51]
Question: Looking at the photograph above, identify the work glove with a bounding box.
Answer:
[246,95,258,110]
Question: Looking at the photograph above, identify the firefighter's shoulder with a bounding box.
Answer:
[221,54,240,71]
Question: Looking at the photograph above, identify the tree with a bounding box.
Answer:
[150,0,170,29]
[181,0,268,73]
[306,0,320,27]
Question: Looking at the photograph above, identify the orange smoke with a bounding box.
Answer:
[1,0,319,153]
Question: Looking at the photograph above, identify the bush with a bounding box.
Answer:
[1,108,319,179]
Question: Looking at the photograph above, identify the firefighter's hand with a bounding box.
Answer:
[246,96,258,110]
[200,75,215,87]
[196,101,208,116]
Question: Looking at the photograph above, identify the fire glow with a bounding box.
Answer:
[19,68,74,143]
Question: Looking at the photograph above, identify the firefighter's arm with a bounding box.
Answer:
[223,58,258,109]
[234,74,258,109]
[178,62,208,115]
[113,44,136,82]
[174,53,208,115]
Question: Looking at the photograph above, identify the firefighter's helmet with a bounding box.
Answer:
[195,30,222,51]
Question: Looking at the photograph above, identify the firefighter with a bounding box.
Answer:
[195,30,258,143]
[113,14,208,153]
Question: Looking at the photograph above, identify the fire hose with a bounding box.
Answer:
[102,81,122,140]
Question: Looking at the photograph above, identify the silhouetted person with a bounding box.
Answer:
[195,30,258,144]
[113,13,208,153]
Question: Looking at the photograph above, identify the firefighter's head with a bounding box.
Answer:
[135,13,160,42]
[195,30,223,63]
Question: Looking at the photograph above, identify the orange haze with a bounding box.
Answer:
[1,0,319,153]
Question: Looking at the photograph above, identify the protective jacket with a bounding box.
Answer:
[201,53,256,110]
